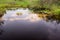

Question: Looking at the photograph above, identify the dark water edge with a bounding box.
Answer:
[0,21,49,40]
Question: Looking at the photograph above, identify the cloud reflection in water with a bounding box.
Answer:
[3,8,43,22]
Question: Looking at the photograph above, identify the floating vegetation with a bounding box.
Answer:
[16,12,22,16]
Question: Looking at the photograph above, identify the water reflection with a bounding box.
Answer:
[1,8,60,40]
[1,8,60,24]
[46,15,60,24]
[2,8,42,22]
[0,18,4,35]
[0,19,4,25]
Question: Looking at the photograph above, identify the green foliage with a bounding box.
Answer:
[0,0,60,15]
[53,9,60,15]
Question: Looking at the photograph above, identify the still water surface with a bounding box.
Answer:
[0,8,60,40]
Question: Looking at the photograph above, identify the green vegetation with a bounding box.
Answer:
[16,12,22,16]
[0,0,60,17]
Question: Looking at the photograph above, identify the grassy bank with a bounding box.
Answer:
[0,0,60,16]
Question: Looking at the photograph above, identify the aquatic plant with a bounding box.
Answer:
[16,12,22,16]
